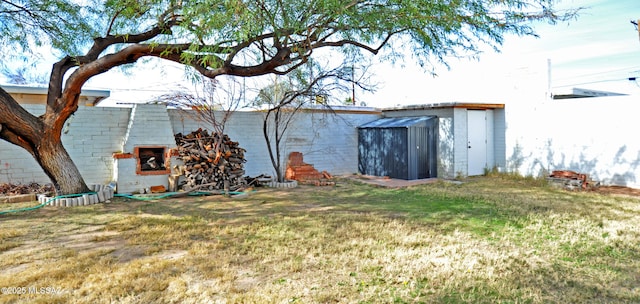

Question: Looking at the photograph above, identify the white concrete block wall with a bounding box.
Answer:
[438,117,455,178]
[486,110,495,170]
[114,158,137,192]
[0,146,44,183]
[452,108,469,177]
[5,96,638,190]
[504,96,640,188]
[0,105,130,185]
[64,107,131,185]
[493,108,507,171]
[123,104,176,152]
[168,108,381,178]
[284,110,381,176]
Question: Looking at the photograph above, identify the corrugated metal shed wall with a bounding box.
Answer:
[358,116,438,180]
[358,127,409,178]
[409,122,438,179]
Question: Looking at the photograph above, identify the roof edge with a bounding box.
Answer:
[1,84,110,98]
[383,102,504,111]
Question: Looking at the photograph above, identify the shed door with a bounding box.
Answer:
[467,110,487,176]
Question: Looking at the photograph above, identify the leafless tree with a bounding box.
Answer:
[160,75,244,156]
[255,60,374,182]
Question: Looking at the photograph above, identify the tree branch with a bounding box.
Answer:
[0,125,35,155]
[0,88,42,153]
[85,15,183,62]
[313,30,399,55]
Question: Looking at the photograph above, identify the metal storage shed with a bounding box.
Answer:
[358,116,438,180]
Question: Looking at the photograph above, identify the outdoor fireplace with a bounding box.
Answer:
[113,104,179,194]
[134,146,170,175]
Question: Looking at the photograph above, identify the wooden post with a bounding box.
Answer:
[168,175,181,192]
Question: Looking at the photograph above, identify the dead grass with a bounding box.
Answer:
[0,176,639,303]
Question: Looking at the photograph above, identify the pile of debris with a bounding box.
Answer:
[0,182,54,196]
[547,170,599,191]
[174,129,247,192]
[245,174,274,187]
[285,152,335,186]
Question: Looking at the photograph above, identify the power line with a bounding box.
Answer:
[552,65,640,82]
[553,76,639,88]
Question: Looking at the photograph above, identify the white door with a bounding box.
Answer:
[467,110,487,176]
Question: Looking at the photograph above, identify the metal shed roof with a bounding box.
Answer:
[359,116,435,128]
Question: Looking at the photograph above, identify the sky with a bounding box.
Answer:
[4,0,640,108]
[354,0,640,107]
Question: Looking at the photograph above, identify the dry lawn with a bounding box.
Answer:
[0,175,639,303]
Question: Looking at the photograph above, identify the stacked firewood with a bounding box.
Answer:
[174,129,247,192]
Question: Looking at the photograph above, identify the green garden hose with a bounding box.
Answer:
[0,190,250,215]
[114,191,247,200]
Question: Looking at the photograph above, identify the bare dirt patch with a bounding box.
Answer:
[56,230,123,252]
[110,245,147,263]
[595,185,640,197]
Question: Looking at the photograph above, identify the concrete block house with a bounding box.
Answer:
[0,85,382,193]
[2,84,638,191]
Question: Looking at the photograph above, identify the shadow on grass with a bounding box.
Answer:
[3,176,639,240]
[1,176,640,303]
[0,176,607,238]
[94,182,517,238]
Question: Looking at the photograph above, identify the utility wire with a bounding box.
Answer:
[553,76,639,88]
[553,65,640,82]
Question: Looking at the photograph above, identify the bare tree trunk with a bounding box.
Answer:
[263,110,284,183]
[0,88,90,195]
[274,108,284,182]
[34,135,90,195]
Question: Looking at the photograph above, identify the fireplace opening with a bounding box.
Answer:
[135,146,170,175]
